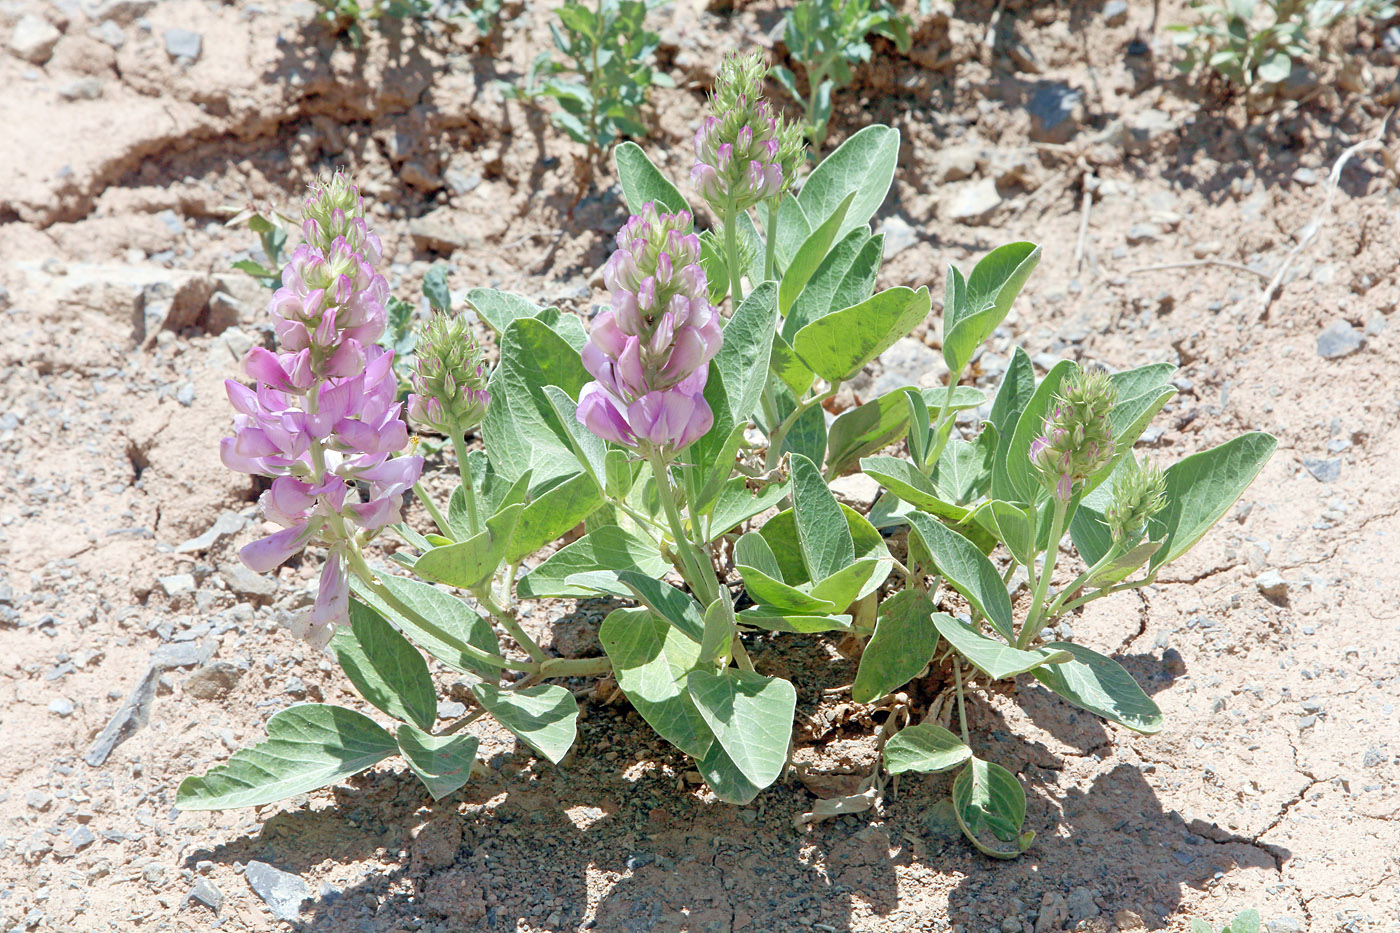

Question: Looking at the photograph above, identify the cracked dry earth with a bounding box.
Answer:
[1,0,1399,931]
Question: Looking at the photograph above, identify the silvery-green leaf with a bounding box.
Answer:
[796,124,900,240]
[905,512,1014,639]
[516,525,667,599]
[883,723,972,774]
[331,601,437,732]
[930,613,1071,680]
[1031,642,1163,734]
[792,286,931,385]
[466,288,551,337]
[952,757,1034,858]
[350,575,501,680]
[614,141,689,216]
[791,453,855,582]
[687,669,796,792]
[1147,433,1277,571]
[397,726,479,801]
[470,683,578,764]
[852,589,939,703]
[599,607,713,758]
[941,243,1040,376]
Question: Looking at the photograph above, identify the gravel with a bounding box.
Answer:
[244,860,312,921]
[1316,320,1363,359]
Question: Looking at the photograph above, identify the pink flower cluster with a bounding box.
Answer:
[691,110,784,209]
[577,203,722,452]
[221,174,423,645]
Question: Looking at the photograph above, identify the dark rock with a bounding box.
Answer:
[1028,83,1083,144]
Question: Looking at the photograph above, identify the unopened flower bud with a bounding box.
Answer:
[407,311,491,438]
[1030,369,1117,501]
[1105,458,1168,545]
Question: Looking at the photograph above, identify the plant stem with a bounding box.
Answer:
[952,657,970,746]
[767,385,837,470]
[764,196,780,281]
[450,435,482,537]
[723,198,744,306]
[1054,573,1159,617]
[1019,497,1068,649]
[647,449,718,606]
[921,378,961,477]
[474,586,547,663]
[413,481,452,538]
[731,637,755,673]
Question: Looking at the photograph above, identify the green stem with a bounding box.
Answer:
[647,449,718,606]
[731,637,755,673]
[474,586,546,663]
[1053,573,1159,618]
[450,435,482,537]
[413,481,452,539]
[723,198,744,306]
[1019,497,1068,649]
[1042,544,1122,622]
[921,377,961,477]
[952,657,970,746]
[766,385,837,471]
[764,196,780,282]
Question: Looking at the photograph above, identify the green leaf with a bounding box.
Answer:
[1147,433,1277,571]
[762,194,812,274]
[470,683,578,764]
[942,243,1041,376]
[614,570,705,643]
[782,226,877,340]
[1031,642,1163,734]
[694,731,763,805]
[770,334,816,398]
[1081,538,1164,590]
[905,388,931,469]
[931,430,997,505]
[827,386,983,478]
[971,500,1035,567]
[351,576,501,680]
[715,282,779,431]
[466,288,551,337]
[952,758,1034,858]
[699,597,733,666]
[736,562,840,614]
[779,392,827,465]
[989,348,1036,502]
[331,601,437,732]
[481,317,590,489]
[599,606,713,758]
[736,607,852,634]
[860,456,972,523]
[687,669,796,792]
[791,453,855,582]
[396,726,479,801]
[176,705,397,810]
[904,512,1015,639]
[542,386,609,493]
[779,191,857,315]
[516,524,667,599]
[931,613,1071,680]
[614,141,689,215]
[414,502,524,591]
[705,477,790,543]
[1002,359,1078,505]
[883,723,972,775]
[422,264,452,312]
[792,286,931,384]
[1257,50,1291,82]
[1223,910,1261,933]
[506,472,604,563]
[797,124,900,241]
[852,589,940,702]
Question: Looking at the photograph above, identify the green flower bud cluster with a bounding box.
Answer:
[1030,369,1117,501]
[1105,458,1168,545]
[407,311,491,438]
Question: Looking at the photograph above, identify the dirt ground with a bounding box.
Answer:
[2,0,1398,931]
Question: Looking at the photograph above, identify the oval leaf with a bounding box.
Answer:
[883,723,972,775]
[852,590,939,703]
[331,601,437,731]
[1030,642,1163,734]
[397,726,479,801]
[470,683,578,765]
[687,669,796,792]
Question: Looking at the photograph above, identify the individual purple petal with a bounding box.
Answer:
[577,383,636,446]
[306,552,350,632]
[240,523,314,573]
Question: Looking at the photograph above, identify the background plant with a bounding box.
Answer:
[773,0,912,148]
[1169,0,1397,94]
[178,62,1273,861]
[507,0,672,158]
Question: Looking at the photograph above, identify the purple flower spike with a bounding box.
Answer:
[577,203,721,455]
[223,172,423,646]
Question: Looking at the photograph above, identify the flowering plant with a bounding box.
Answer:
[178,58,1273,858]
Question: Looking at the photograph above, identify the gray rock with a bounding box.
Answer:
[189,878,224,913]
[1316,320,1363,359]
[58,77,104,100]
[1103,0,1128,25]
[159,573,196,597]
[175,511,245,553]
[48,697,75,717]
[67,825,96,850]
[1124,108,1178,152]
[154,640,216,669]
[872,337,947,396]
[88,19,126,47]
[85,665,159,766]
[931,144,981,183]
[1066,886,1099,923]
[1267,918,1303,933]
[445,169,482,196]
[1126,222,1162,245]
[1028,83,1083,144]
[163,27,202,62]
[1255,570,1288,602]
[184,661,242,700]
[1302,457,1340,483]
[10,14,61,64]
[947,178,1001,224]
[219,561,277,599]
[244,860,311,921]
[1291,167,1318,186]
[409,211,469,252]
[92,0,156,24]
[878,216,919,260]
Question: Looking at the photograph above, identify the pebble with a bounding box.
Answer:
[9,14,62,65]
[409,210,470,252]
[175,511,245,554]
[58,77,104,100]
[1255,570,1288,602]
[444,169,482,196]
[878,215,919,259]
[159,573,196,597]
[244,860,311,921]
[48,697,75,716]
[189,878,225,913]
[871,337,946,396]
[163,27,202,62]
[1066,886,1099,923]
[184,661,243,700]
[1268,918,1303,933]
[1316,320,1363,359]
[67,825,96,850]
[439,700,467,718]
[1103,0,1128,25]
[1126,222,1161,244]
[1027,83,1083,144]
[947,178,1001,223]
[1291,167,1318,186]
[89,19,126,47]
[1302,457,1341,483]
[219,560,277,599]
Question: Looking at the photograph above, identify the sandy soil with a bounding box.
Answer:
[2,0,1398,931]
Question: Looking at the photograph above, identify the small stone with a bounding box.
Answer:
[163,28,202,62]
[1103,0,1128,25]
[48,697,75,717]
[184,661,242,700]
[438,700,467,718]
[1028,82,1083,144]
[1126,222,1162,245]
[219,561,277,599]
[189,878,224,913]
[175,511,245,554]
[878,215,919,259]
[67,825,96,850]
[947,178,1001,224]
[444,169,482,195]
[1267,918,1303,933]
[58,77,104,100]
[25,790,53,811]
[409,211,469,252]
[244,860,311,922]
[1292,167,1318,186]
[10,14,62,64]
[1362,746,1384,768]
[1114,909,1146,931]
[1316,320,1363,359]
[931,144,981,182]
[1255,570,1288,602]
[1066,886,1099,923]
[872,337,948,396]
[1302,457,1341,483]
[410,818,463,872]
[89,20,126,47]
[159,573,196,598]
